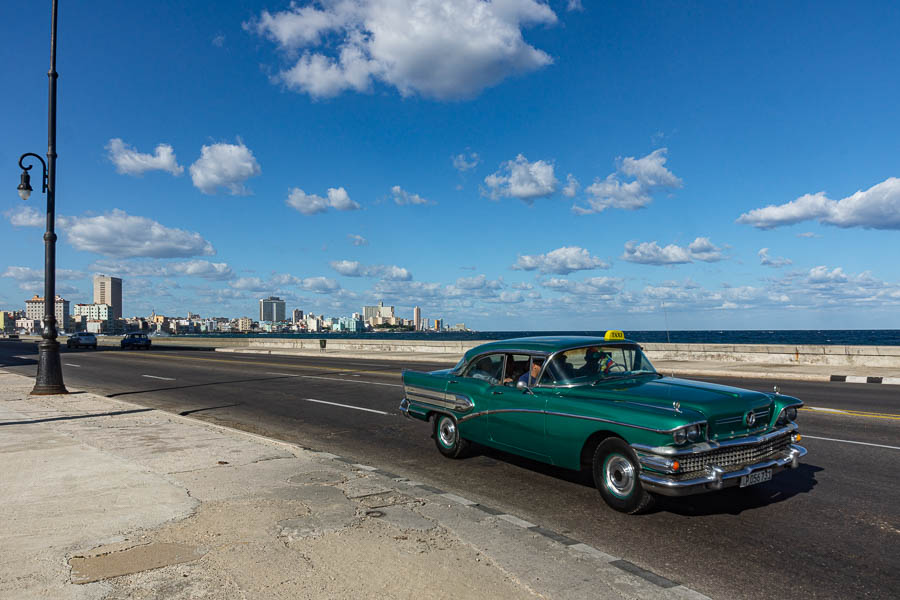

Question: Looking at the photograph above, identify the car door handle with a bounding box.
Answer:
[491,390,503,395]
[448,380,458,385]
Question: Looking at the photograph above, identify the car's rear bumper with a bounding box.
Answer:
[638,444,807,496]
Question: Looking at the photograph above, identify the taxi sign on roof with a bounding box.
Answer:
[604,330,625,341]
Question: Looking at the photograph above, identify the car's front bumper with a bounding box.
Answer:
[637,444,807,496]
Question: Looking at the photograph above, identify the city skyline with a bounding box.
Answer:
[2,2,899,331]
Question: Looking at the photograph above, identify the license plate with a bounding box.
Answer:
[740,469,772,488]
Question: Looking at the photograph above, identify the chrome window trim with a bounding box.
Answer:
[631,423,799,456]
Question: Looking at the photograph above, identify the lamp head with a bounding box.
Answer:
[17,170,32,201]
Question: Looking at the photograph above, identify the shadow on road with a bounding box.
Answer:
[0,407,153,427]
[454,443,821,516]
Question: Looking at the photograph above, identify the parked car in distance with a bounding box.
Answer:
[66,332,98,349]
[400,331,806,514]
[121,332,151,350]
[0,333,20,340]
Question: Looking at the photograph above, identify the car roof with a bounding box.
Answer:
[462,335,637,361]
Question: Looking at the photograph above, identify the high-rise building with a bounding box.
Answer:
[363,301,394,323]
[259,296,286,322]
[291,308,304,323]
[413,306,421,331]
[93,275,122,319]
[25,295,71,332]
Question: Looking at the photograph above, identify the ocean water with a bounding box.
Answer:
[191,329,900,346]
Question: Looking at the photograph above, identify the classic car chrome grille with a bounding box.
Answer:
[715,408,770,427]
[677,432,792,474]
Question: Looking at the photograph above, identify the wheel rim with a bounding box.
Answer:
[438,416,457,448]
[604,454,635,498]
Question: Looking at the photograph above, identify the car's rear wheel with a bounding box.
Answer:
[433,413,469,458]
[592,438,654,514]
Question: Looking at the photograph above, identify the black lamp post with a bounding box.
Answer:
[17,0,67,395]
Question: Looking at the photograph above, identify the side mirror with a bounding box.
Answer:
[516,380,528,391]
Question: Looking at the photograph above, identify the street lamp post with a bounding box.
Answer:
[16,0,67,395]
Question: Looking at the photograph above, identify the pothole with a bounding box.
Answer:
[69,542,206,584]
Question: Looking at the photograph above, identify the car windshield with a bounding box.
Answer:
[539,344,658,386]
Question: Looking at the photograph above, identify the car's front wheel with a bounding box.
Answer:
[592,438,655,514]
[433,413,469,459]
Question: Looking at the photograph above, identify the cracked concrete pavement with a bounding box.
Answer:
[0,371,708,599]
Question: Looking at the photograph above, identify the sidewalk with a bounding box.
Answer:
[216,347,900,384]
[0,371,708,600]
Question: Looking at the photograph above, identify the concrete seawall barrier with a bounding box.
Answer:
[238,338,900,369]
[17,335,900,370]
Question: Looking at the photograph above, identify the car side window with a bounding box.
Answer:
[463,353,504,385]
[503,354,531,386]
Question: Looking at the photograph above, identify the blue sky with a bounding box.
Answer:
[2,0,899,331]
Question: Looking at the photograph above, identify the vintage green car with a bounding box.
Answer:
[400,332,807,514]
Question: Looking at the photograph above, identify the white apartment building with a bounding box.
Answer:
[25,295,71,332]
[93,275,122,320]
[74,303,112,321]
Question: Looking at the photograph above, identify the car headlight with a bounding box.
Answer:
[777,405,799,425]
[672,424,703,445]
[686,424,702,442]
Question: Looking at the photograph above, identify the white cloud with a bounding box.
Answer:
[2,266,84,292]
[230,273,341,295]
[807,266,848,284]
[391,185,433,206]
[456,274,503,290]
[484,154,558,202]
[248,0,556,100]
[5,206,44,227]
[622,237,725,265]
[287,187,361,215]
[170,260,234,280]
[573,148,682,214]
[106,138,184,176]
[758,248,792,268]
[88,259,234,281]
[452,152,480,172]
[796,232,821,238]
[567,0,583,10]
[189,141,261,195]
[348,234,368,246]
[737,177,900,230]
[63,209,215,258]
[329,260,411,280]
[562,173,579,198]
[512,246,609,274]
[212,34,225,47]
[541,276,624,296]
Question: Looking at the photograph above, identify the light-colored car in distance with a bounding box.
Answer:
[66,332,98,349]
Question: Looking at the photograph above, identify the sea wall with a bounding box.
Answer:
[240,338,900,367]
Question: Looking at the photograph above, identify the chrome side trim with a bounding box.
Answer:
[457,408,700,434]
[404,385,474,413]
[457,408,543,424]
[638,445,807,497]
[631,423,799,457]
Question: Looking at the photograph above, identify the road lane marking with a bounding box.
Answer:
[100,351,413,381]
[265,372,402,388]
[64,363,81,367]
[801,435,900,451]
[142,375,176,381]
[302,398,391,415]
[803,406,900,420]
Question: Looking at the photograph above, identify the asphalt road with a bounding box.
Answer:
[2,341,898,600]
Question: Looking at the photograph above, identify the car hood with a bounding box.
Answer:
[591,376,775,439]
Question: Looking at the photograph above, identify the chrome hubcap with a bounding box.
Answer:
[438,417,457,447]
[605,455,635,497]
